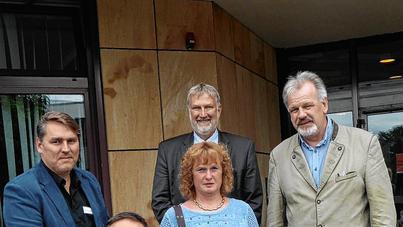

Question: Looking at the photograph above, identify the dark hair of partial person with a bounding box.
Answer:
[186,83,221,108]
[106,211,148,227]
[36,111,80,141]
[179,142,233,199]
[282,71,328,108]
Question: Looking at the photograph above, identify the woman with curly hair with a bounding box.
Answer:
[160,142,258,227]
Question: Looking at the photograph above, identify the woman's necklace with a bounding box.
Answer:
[193,197,225,211]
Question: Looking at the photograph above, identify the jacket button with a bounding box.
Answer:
[317,199,321,204]
[292,154,296,159]
[338,146,342,151]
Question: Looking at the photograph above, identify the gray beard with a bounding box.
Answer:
[191,120,216,137]
[298,124,319,138]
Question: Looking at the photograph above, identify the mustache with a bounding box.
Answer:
[297,117,313,125]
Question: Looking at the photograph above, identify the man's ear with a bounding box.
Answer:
[322,97,329,114]
[217,104,222,117]
[36,137,43,154]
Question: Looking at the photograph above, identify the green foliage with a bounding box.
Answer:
[378,125,403,147]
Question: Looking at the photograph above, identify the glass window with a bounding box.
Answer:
[328,111,353,127]
[287,49,352,114]
[288,49,350,87]
[357,40,403,83]
[368,112,403,135]
[0,13,79,73]
[367,111,403,218]
[357,40,403,113]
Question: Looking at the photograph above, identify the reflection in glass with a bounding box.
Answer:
[368,112,403,135]
[0,13,78,72]
[357,40,403,83]
[328,111,353,127]
[287,49,352,114]
[367,112,403,219]
[287,49,350,87]
[358,78,403,112]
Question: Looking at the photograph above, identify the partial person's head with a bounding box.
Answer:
[282,71,329,140]
[187,83,222,140]
[180,142,233,199]
[36,111,80,178]
[107,212,148,227]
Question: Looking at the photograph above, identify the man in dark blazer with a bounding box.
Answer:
[3,111,108,227]
[152,83,263,224]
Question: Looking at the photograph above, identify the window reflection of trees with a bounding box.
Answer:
[377,125,403,195]
[1,95,49,179]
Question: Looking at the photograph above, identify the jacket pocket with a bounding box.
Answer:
[335,171,357,182]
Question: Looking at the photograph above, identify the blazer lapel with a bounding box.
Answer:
[77,171,100,226]
[317,122,343,192]
[181,133,194,156]
[291,145,317,191]
[218,131,233,155]
[36,163,74,226]
[318,142,344,192]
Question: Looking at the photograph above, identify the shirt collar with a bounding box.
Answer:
[299,117,333,149]
[193,129,219,144]
[42,160,80,188]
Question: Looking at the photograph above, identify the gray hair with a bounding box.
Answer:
[186,83,221,108]
[282,71,327,108]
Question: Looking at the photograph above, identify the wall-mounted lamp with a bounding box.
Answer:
[186,32,196,50]
[379,53,396,64]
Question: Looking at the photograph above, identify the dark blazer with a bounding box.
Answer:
[3,161,109,227]
[152,131,263,224]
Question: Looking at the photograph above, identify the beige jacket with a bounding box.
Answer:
[267,123,396,227]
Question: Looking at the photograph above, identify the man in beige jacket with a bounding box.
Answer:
[267,71,396,227]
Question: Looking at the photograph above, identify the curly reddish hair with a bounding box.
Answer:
[179,142,233,200]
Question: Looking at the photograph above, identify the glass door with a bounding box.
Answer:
[366,111,403,223]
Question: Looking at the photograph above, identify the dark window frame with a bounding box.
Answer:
[0,3,85,76]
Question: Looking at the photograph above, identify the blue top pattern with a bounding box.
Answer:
[160,198,258,227]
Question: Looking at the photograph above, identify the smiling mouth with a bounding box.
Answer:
[197,120,211,124]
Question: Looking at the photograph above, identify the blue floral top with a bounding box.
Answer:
[160,198,258,227]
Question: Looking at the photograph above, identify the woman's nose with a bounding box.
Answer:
[205,170,213,179]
